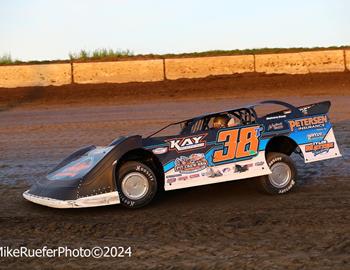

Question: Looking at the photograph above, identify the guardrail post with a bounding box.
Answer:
[253,54,256,72]
[70,61,75,84]
[162,58,167,80]
[343,50,348,72]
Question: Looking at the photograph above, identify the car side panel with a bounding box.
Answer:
[145,125,272,191]
[163,150,269,191]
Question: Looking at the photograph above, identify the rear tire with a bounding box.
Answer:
[117,161,158,208]
[257,152,297,195]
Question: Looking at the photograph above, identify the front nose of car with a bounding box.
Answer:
[25,177,82,201]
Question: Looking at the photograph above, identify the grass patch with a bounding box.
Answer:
[0,53,15,65]
[69,48,134,61]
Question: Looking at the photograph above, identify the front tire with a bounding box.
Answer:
[117,161,158,208]
[257,152,297,195]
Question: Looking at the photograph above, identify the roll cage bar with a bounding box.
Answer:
[147,100,321,138]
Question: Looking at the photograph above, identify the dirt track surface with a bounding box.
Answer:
[0,72,349,269]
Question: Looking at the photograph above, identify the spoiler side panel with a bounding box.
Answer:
[299,127,341,163]
[287,114,341,163]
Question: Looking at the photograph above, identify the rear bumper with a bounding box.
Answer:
[23,190,120,209]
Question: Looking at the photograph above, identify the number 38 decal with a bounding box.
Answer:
[213,125,262,163]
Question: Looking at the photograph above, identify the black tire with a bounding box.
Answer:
[257,152,297,195]
[116,161,158,208]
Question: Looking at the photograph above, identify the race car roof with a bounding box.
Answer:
[188,100,302,121]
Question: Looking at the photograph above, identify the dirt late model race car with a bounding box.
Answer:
[23,100,341,209]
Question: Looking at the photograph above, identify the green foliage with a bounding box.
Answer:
[0,53,14,65]
[68,48,134,61]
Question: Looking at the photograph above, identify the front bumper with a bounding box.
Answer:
[23,190,120,209]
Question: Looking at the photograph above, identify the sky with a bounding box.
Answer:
[0,0,349,61]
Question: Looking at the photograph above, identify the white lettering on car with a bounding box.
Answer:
[166,134,207,152]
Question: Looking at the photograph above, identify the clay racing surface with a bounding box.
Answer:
[0,73,349,269]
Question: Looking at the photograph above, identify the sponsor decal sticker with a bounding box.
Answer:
[174,153,208,174]
[54,157,93,178]
[178,176,188,181]
[266,115,287,120]
[267,122,284,131]
[255,161,264,166]
[222,168,231,174]
[189,173,200,178]
[305,140,334,156]
[288,115,328,132]
[166,174,182,178]
[205,167,223,178]
[307,132,323,140]
[166,178,176,184]
[299,105,312,115]
[152,147,168,155]
[166,134,207,152]
[234,163,253,173]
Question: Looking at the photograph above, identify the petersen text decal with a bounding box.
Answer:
[288,115,328,132]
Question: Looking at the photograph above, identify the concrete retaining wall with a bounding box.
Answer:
[256,53,306,74]
[302,50,345,73]
[165,55,254,80]
[256,50,345,74]
[0,49,348,88]
[73,59,164,84]
[0,63,71,88]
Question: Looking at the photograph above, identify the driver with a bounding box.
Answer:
[213,115,230,129]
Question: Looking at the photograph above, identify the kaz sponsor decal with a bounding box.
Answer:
[288,115,328,132]
[166,134,207,152]
[174,153,208,174]
[305,140,334,156]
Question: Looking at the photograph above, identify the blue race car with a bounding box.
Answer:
[23,100,341,209]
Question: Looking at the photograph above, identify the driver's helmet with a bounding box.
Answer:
[213,114,230,129]
[227,116,240,127]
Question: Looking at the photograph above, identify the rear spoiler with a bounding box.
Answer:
[261,100,331,120]
[297,101,331,116]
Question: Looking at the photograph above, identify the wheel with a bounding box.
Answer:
[257,152,297,195]
[116,161,158,208]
